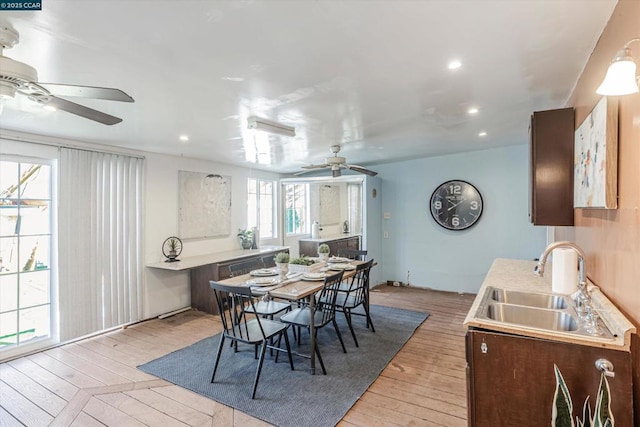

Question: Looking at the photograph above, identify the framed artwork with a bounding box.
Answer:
[179,171,232,239]
[574,97,618,209]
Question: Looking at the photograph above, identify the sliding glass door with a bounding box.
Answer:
[0,158,53,354]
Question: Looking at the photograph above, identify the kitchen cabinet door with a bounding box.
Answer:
[529,108,574,226]
[466,328,632,426]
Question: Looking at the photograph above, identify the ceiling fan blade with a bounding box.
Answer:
[301,164,329,170]
[346,164,378,176]
[45,95,123,125]
[38,83,134,102]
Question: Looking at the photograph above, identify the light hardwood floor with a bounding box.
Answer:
[0,286,476,426]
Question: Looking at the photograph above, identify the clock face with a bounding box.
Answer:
[430,180,483,230]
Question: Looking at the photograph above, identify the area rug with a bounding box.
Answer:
[138,304,428,427]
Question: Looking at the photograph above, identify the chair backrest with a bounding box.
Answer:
[260,255,276,268]
[209,281,267,341]
[229,258,265,277]
[345,259,374,306]
[315,270,345,327]
[337,248,368,261]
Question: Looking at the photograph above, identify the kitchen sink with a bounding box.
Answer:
[485,303,578,331]
[490,288,568,309]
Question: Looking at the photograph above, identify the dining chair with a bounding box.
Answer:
[228,258,293,342]
[333,259,375,347]
[337,248,368,261]
[209,281,294,399]
[279,270,347,375]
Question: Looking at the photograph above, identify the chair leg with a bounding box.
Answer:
[251,341,267,399]
[332,318,347,353]
[282,328,295,371]
[314,340,327,375]
[344,309,359,347]
[364,303,375,332]
[275,332,283,363]
[211,335,226,383]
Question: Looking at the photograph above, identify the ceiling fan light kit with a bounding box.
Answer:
[247,115,296,137]
[597,38,640,96]
[0,26,134,125]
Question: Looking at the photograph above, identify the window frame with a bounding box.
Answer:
[283,182,310,236]
[247,177,277,240]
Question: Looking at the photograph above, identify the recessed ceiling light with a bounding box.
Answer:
[478,131,487,137]
[179,135,189,142]
[468,107,479,115]
[43,105,57,112]
[448,60,462,70]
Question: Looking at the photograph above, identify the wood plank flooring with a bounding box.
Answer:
[0,286,475,426]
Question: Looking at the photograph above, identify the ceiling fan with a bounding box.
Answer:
[0,26,134,125]
[298,145,378,177]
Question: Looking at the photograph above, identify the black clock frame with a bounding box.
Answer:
[429,180,483,231]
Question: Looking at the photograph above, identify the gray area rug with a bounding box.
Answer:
[138,304,428,427]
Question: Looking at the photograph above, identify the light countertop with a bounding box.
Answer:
[146,245,289,271]
[298,233,361,243]
[464,258,636,351]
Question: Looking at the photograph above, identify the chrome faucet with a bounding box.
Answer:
[534,241,592,317]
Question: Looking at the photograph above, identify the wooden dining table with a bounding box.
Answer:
[218,260,365,374]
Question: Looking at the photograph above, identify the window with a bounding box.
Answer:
[247,178,276,239]
[0,159,53,354]
[284,183,309,235]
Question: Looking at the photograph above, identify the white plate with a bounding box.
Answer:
[329,263,355,271]
[247,277,279,286]
[327,257,351,263]
[250,269,279,277]
[302,272,327,281]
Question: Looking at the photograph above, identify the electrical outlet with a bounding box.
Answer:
[383,231,389,238]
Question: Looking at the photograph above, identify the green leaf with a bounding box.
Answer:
[592,373,614,427]
[580,396,592,427]
[552,365,575,427]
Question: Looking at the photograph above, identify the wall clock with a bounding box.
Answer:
[430,180,483,230]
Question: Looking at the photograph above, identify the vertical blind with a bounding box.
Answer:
[58,148,143,341]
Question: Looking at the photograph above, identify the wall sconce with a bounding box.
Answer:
[247,116,296,137]
[597,38,640,96]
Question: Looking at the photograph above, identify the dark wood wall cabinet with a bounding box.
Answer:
[466,328,633,426]
[298,235,360,258]
[529,108,575,226]
[190,247,288,314]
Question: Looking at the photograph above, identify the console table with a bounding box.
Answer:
[298,234,361,257]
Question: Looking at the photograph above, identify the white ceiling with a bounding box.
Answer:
[0,0,617,174]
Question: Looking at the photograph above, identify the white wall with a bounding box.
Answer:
[144,152,281,317]
[375,144,547,294]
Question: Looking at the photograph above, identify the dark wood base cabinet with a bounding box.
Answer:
[466,328,633,426]
[190,248,287,314]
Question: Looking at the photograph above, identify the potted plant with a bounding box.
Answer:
[288,255,317,273]
[237,228,253,249]
[552,364,614,426]
[274,252,290,276]
[317,243,330,261]
[168,237,180,258]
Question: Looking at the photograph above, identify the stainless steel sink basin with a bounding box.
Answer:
[485,303,578,331]
[490,288,568,309]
